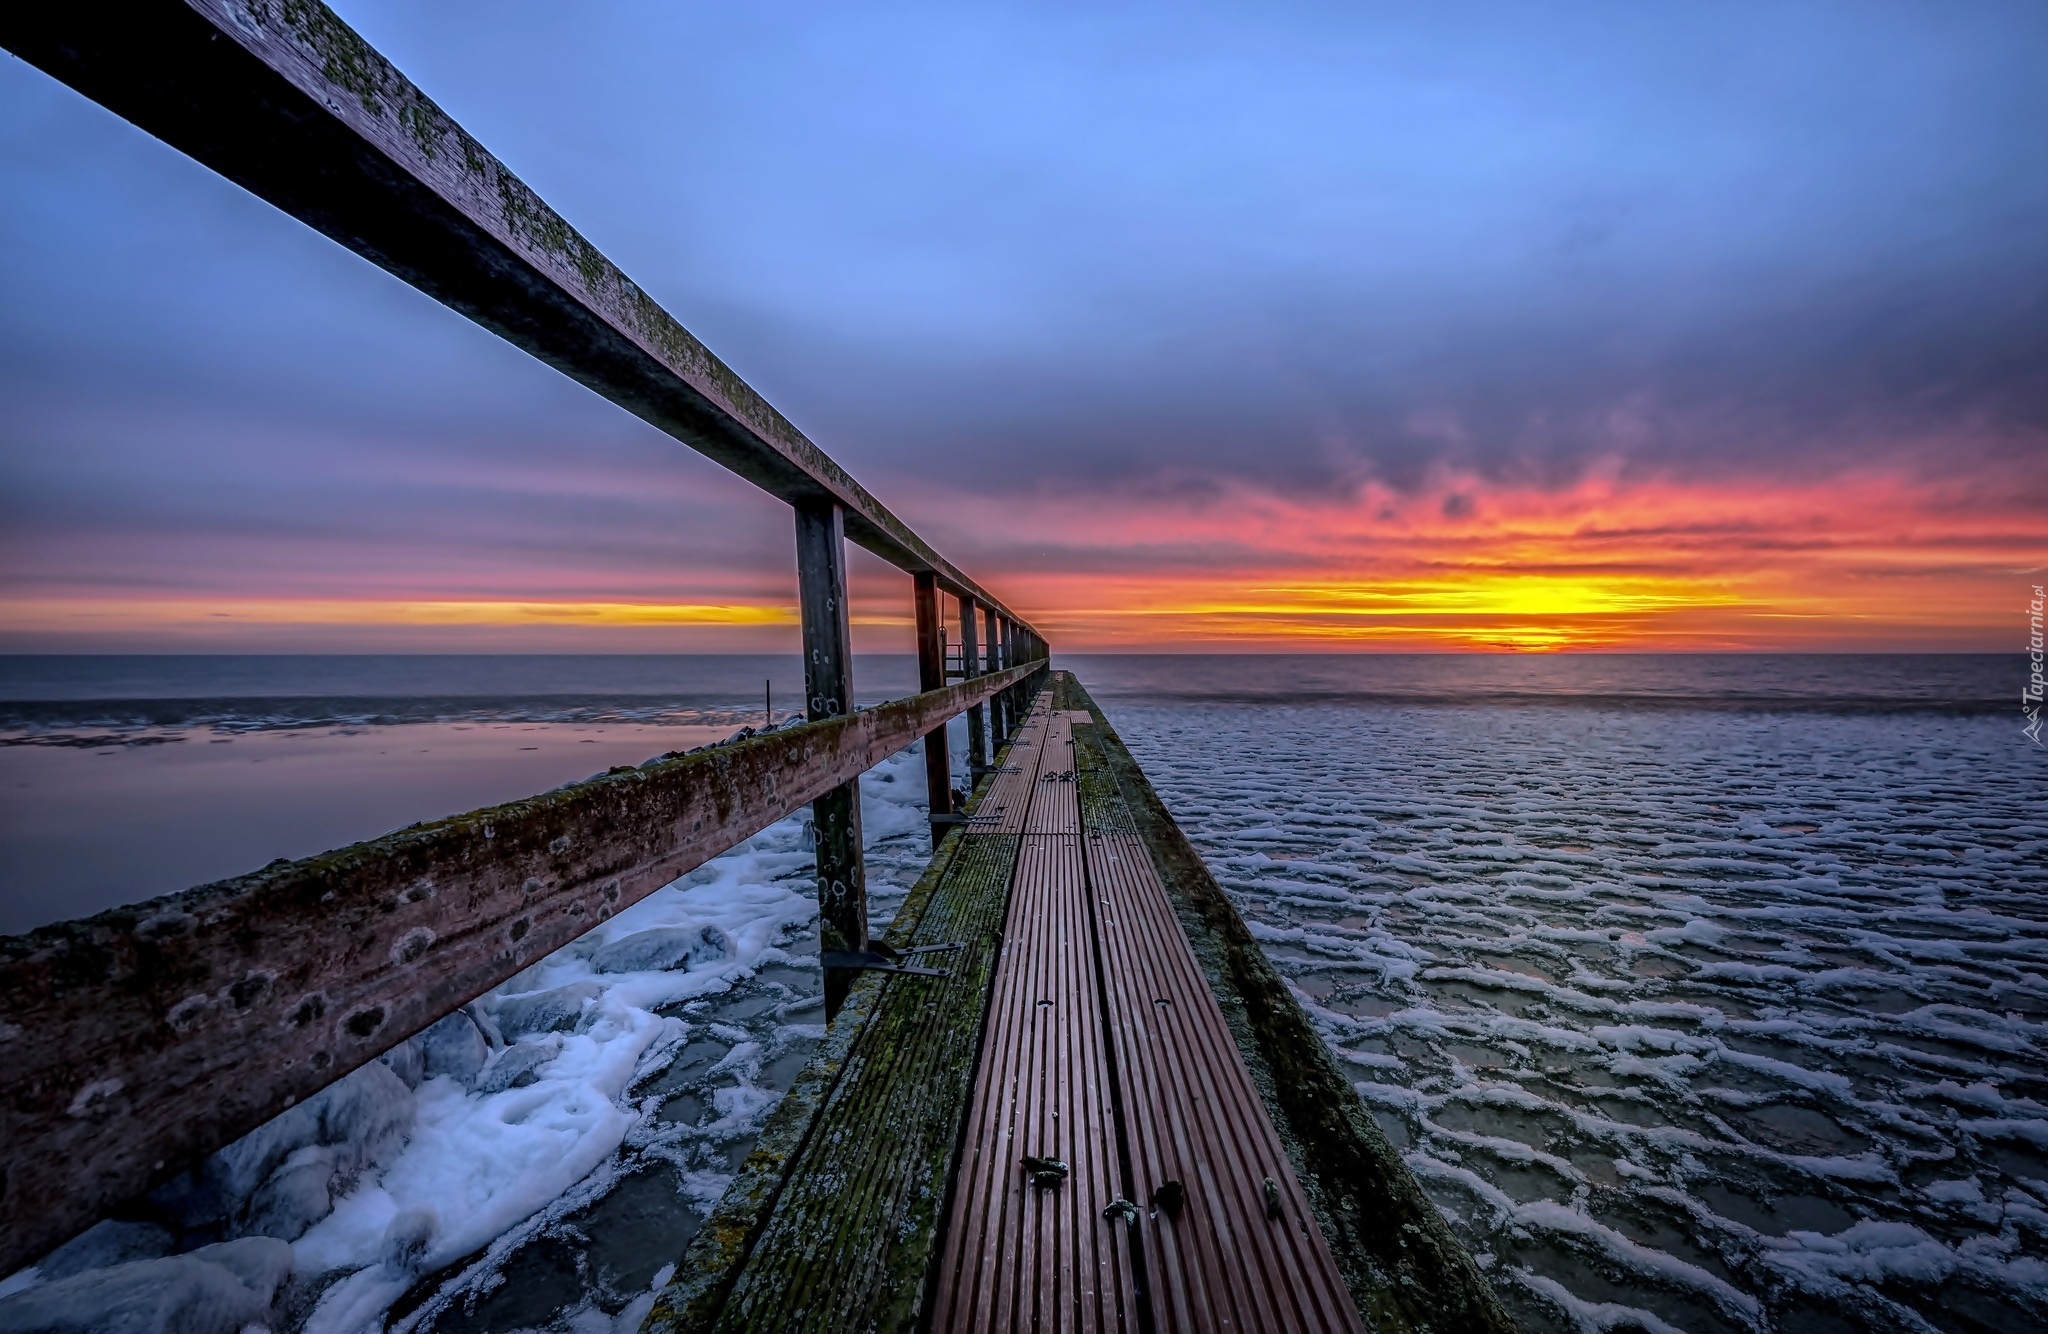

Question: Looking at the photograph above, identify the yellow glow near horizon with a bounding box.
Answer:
[1178,573,1747,618]
[1062,572,1763,650]
[0,598,800,629]
[2,466,2031,653]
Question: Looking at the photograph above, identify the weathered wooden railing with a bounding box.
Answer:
[0,0,1048,1274]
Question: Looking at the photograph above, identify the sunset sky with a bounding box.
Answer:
[2,0,2043,653]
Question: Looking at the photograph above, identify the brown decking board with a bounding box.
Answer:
[930,831,1132,1334]
[934,689,1364,1334]
[931,700,1134,1333]
[645,692,1052,1334]
[1029,710,1082,836]
[1090,831,1361,1334]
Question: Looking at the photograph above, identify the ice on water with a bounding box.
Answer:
[1,733,957,1334]
[1111,700,2047,1334]
[10,661,2042,1334]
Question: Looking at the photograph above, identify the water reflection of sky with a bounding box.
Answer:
[0,653,938,934]
[0,721,727,934]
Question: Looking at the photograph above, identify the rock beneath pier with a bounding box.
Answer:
[149,1061,414,1243]
[474,1035,565,1094]
[30,1222,173,1284]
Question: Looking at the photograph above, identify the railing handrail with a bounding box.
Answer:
[0,666,1040,1271]
[0,0,1052,1276]
[0,0,1039,635]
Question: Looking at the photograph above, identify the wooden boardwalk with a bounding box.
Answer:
[929,703,1135,1332]
[930,701,1362,1333]
[649,674,1508,1334]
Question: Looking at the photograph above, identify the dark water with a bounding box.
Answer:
[3,653,2040,1334]
[0,655,925,934]
[0,651,2011,726]
[1065,652,2016,712]
[0,654,827,701]
[0,654,923,736]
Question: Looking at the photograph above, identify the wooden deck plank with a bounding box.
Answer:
[1038,834,1120,1334]
[1065,676,1366,1334]
[936,683,1365,1334]
[1045,701,1127,1332]
[1105,840,1252,1330]
[971,696,1051,835]
[931,696,1136,1334]
[928,696,1052,1334]
[1027,710,1082,836]
[1090,831,1364,1333]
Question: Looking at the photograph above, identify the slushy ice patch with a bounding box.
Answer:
[1109,702,2047,1334]
[0,737,961,1334]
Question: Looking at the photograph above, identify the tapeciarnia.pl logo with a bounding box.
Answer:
[2027,584,2044,747]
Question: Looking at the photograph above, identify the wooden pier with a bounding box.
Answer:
[650,673,1509,1334]
[934,694,1358,1333]
[0,6,1511,1331]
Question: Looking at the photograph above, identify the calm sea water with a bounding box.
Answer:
[2,653,2038,1334]
[0,655,921,934]
[1065,652,2013,711]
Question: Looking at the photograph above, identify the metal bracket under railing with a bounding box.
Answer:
[821,942,962,978]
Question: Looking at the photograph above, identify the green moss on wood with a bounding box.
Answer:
[397,99,439,160]
[272,0,384,115]
[646,702,1043,1333]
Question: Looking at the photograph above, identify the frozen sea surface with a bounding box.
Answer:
[1103,698,2047,1334]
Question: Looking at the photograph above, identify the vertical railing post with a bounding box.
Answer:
[996,617,1012,732]
[985,607,1007,745]
[914,572,952,849]
[1004,619,1019,720]
[960,596,987,781]
[1005,620,1022,720]
[987,614,1003,741]
[795,501,864,1019]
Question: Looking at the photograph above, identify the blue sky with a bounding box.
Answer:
[2,0,2042,649]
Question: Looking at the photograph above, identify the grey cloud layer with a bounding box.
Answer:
[2,0,2043,565]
